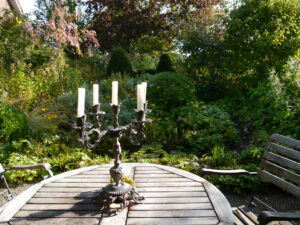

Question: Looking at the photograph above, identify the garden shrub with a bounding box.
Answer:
[145,101,239,153]
[156,54,174,73]
[148,72,195,111]
[107,48,133,76]
[0,103,28,141]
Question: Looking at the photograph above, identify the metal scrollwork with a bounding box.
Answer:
[72,103,151,215]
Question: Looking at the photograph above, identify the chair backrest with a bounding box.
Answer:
[258,133,300,198]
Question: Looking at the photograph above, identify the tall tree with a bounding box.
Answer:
[86,0,221,52]
[225,0,300,83]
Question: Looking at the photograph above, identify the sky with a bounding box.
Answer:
[19,0,35,14]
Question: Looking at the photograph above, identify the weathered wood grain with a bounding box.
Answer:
[128,210,216,218]
[135,182,202,187]
[21,203,99,211]
[34,192,99,198]
[126,217,219,225]
[134,177,193,182]
[135,167,163,171]
[79,171,110,175]
[136,186,205,192]
[260,160,300,185]
[67,175,110,179]
[9,217,100,225]
[232,207,256,225]
[38,187,101,192]
[134,170,172,174]
[53,178,109,183]
[142,197,210,204]
[263,151,300,173]
[130,203,213,210]
[258,169,300,198]
[28,197,93,204]
[203,181,234,225]
[141,192,207,198]
[134,174,181,178]
[43,183,106,188]
[271,133,300,150]
[267,142,300,161]
[14,210,101,218]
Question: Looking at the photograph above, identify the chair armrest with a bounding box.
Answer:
[7,163,53,178]
[199,168,257,176]
[258,211,300,225]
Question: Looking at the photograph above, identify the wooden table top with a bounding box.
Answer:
[0,163,234,225]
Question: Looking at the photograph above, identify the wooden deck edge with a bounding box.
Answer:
[203,181,234,225]
[0,165,101,224]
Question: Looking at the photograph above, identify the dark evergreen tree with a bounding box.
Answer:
[107,48,133,76]
[156,54,174,73]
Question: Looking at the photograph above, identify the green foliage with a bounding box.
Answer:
[181,8,229,100]
[148,72,195,111]
[130,143,167,161]
[217,73,300,139]
[156,54,174,73]
[205,164,259,195]
[145,101,239,153]
[110,176,135,187]
[0,103,28,141]
[107,48,133,76]
[200,145,237,167]
[225,0,300,84]
[4,152,42,184]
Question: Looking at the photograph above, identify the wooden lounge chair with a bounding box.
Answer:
[0,163,53,201]
[199,133,300,225]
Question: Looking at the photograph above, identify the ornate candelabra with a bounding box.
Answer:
[72,103,151,215]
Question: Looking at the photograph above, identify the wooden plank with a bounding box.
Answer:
[142,197,210,204]
[128,210,216,218]
[126,217,219,225]
[0,165,100,224]
[271,133,300,150]
[135,167,163,171]
[232,207,256,225]
[100,207,127,225]
[258,170,300,198]
[28,198,93,204]
[80,171,110,175]
[267,142,300,161]
[38,187,100,192]
[134,174,181,178]
[34,192,99,198]
[14,210,101,218]
[43,183,107,188]
[203,181,234,225]
[10,217,100,225]
[135,182,202,187]
[135,171,172,174]
[130,203,213,210]
[134,177,193,182]
[67,174,110,179]
[136,186,205,192]
[53,178,109,183]
[238,205,259,224]
[261,160,300,185]
[141,192,207,198]
[21,204,99,211]
[263,151,300,173]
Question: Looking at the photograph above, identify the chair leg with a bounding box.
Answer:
[1,174,13,201]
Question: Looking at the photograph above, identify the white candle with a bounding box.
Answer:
[112,81,118,105]
[137,84,145,111]
[93,84,99,106]
[142,82,147,103]
[77,88,85,117]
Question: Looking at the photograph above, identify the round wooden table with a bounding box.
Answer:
[1,163,234,225]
